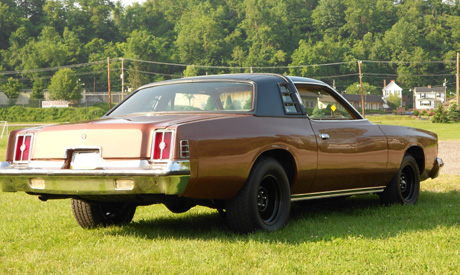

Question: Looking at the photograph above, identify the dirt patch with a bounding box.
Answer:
[438,141,460,175]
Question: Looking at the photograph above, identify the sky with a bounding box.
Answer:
[119,0,146,7]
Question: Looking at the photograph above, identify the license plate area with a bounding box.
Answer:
[70,149,103,170]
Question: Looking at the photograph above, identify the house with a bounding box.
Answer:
[342,94,385,110]
[382,80,403,107]
[413,86,445,110]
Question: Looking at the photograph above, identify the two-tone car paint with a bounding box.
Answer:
[0,74,442,233]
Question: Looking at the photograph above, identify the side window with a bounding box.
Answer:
[279,84,302,115]
[296,85,354,120]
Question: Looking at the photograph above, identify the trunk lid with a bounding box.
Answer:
[30,114,234,159]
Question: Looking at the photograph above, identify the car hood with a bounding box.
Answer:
[28,113,240,160]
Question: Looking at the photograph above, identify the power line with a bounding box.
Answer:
[1,58,458,80]
[0,60,107,76]
[125,68,181,78]
[362,60,456,64]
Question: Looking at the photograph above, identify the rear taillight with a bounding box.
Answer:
[14,134,33,163]
[151,130,174,161]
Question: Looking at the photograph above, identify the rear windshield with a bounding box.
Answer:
[108,82,254,116]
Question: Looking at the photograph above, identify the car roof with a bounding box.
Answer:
[138,74,328,88]
[131,74,337,118]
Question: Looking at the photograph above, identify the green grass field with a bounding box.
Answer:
[367,115,460,140]
[0,118,459,274]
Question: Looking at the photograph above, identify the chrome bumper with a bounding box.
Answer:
[429,157,444,179]
[0,160,190,195]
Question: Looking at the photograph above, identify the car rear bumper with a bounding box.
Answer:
[0,160,190,196]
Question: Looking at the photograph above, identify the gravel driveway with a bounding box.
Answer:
[438,141,460,175]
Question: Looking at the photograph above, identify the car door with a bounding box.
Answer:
[296,84,389,193]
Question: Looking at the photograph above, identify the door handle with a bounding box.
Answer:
[319,134,330,140]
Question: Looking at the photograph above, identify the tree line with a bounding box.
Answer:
[1,0,460,101]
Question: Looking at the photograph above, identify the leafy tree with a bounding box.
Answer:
[2,77,22,99]
[31,77,46,99]
[343,0,397,40]
[345,82,380,95]
[290,37,350,77]
[383,19,421,60]
[123,29,169,89]
[175,2,229,65]
[312,0,346,37]
[183,65,198,77]
[0,0,23,50]
[48,68,82,101]
[386,94,401,110]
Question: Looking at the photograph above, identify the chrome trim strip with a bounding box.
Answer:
[291,186,385,202]
[0,160,190,176]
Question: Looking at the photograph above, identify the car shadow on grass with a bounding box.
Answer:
[106,190,460,243]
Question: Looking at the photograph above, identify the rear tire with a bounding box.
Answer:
[380,155,420,205]
[226,158,291,233]
[71,199,136,229]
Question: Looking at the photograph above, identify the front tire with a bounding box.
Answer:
[226,158,291,233]
[380,155,420,205]
[71,199,136,229]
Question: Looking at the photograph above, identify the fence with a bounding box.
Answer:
[0,91,123,108]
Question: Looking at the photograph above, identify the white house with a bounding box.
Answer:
[382,80,403,107]
[413,86,445,110]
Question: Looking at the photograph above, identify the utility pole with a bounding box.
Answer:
[107,57,111,109]
[358,60,365,117]
[121,58,125,100]
[457,52,459,108]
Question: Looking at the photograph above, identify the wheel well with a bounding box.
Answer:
[256,149,296,187]
[405,146,424,174]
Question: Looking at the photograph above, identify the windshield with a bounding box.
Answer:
[108,81,254,116]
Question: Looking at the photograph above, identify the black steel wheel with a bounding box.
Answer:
[380,154,420,205]
[226,157,291,233]
[71,199,136,229]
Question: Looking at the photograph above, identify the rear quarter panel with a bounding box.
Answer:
[175,115,317,199]
[377,125,438,180]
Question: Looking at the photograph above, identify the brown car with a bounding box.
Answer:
[0,74,443,233]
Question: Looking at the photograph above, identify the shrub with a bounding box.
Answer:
[0,106,106,122]
[447,102,460,122]
[431,104,449,123]
[413,109,419,116]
